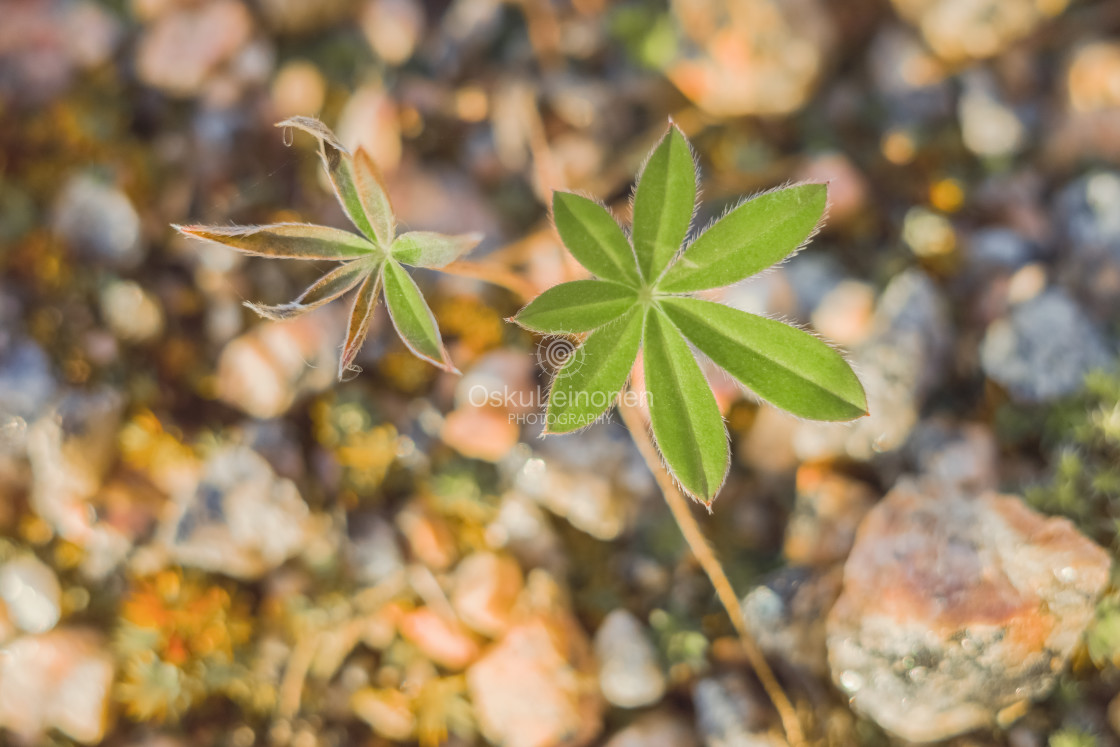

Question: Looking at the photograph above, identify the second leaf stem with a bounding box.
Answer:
[617,394,805,747]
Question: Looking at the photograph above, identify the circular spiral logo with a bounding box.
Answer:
[535,335,584,378]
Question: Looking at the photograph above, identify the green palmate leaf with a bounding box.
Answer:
[660,297,867,421]
[174,223,376,260]
[658,184,827,293]
[552,192,640,286]
[246,258,376,320]
[631,124,696,282]
[382,260,456,372]
[277,117,382,246]
[353,147,395,247]
[514,280,637,334]
[340,270,383,378]
[545,308,644,434]
[644,310,729,504]
[391,231,483,268]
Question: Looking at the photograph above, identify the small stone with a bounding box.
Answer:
[1109,692,1120,738]
[906,419,999,492]
[667,0,835,117]
[52,174,142,269]
[0,338,56,427]
[959,70,1027,158]
[216,309,343,419]
[396,501,458,571]
[516,431,641,541]
[28,389,131,577]
[742,566,843,676]
[351,687,416,741]
[337,83,403,176]
[441,406,521,463]
[980,289,1111,404]
[347,512,403,586]
[158,445,313,579]
[827,479,1111,743]
[693,674,784,747]
[0,555,62,634]
[870,25,952,122]
[783,463,877,567]
[1055,172,1120,319]
[452,552,524,638]
[796,269,951,461]
[604,710,699,747]
[1068,42,1120,113]
[135,0,253,97]
[361,0,424,65]
[0,628,115,744]
[810,280,875,348]
[594,609,666,709]
[399,607,480,671]
[467,605,601,747]
[783,252,845,322]
[892,0,1065,63]
[100,279,165,343]
[795,153,869,227]
[738,405,799,477]
[270,59,326,119]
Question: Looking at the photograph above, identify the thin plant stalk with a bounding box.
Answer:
[617,394,806,747]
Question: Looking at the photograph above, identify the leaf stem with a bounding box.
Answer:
[617,394,806,747]
[440,259,538,302]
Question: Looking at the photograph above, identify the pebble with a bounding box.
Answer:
[783,463,878,567]
[1055,172,1120,319]
[396,501,458,571]
[28,389,130,576]
[827,479,1111,743]
[135,0,253,97]
[891,0,1062,63]
[452,552,524,638]
[604,710,699,747]
[980,289,1111,403]
[467,573,601,747]
[361,0,425,65]
[0,628,115,744]
[795,269,951,461]
[346,512,403,586]
[398,607,480,671]
[351,687,415,741]
[516,430,646,542]
[593,609,666,709]
[693,674,784,747]
[270,59,326,119]
[52,174,143,269]
[958,69,1027,158]
[100,279,165,343]
[1067,42,1120,113]
[905,419,999,492]
[666,0,834,117]
[158,445,313,579]
[216,309,344,419]
[0,555,62,634]
[0,338,56,428]
[741,566,843,676]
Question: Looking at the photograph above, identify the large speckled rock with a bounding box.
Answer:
[827,480,1111,743]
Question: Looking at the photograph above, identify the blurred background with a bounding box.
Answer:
[2,0,1120,745]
